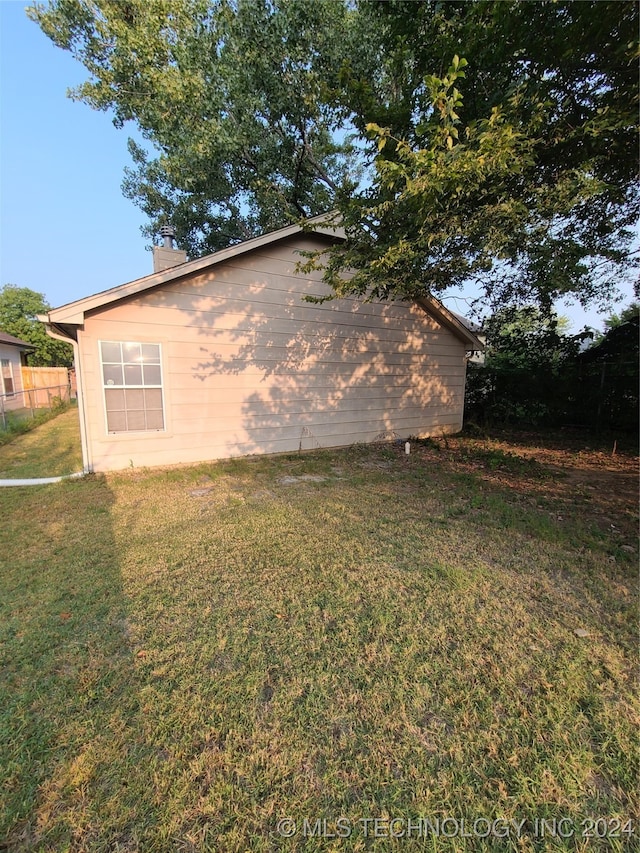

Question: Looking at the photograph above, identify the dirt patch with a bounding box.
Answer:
[408,430,639,546]
[278,474,328,485]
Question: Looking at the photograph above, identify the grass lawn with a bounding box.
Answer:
[0,406,82,479]
[1,431,637,851]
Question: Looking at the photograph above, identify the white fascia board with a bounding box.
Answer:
[417,295,484,350]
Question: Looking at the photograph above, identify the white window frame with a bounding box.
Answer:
[1,358,15,397]
[99,340,166,434]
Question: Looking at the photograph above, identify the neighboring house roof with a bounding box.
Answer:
[0,331,35,350]
[43,213,483,351]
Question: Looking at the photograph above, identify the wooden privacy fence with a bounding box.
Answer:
[21,366,76,403]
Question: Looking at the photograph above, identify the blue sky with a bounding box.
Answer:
[0,1,635,330]
[0,1,151,309]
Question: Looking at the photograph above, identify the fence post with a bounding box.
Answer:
[0,395,5,431]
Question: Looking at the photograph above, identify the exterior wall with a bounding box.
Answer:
[78,236,468,472]
[0,344,26,411]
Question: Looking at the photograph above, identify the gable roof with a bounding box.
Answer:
[42,213,483,350]
[0,331,35,350]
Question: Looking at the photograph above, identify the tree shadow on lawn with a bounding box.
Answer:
[411,430,639,546]
[0,476,163,851]
[462,423,639,457]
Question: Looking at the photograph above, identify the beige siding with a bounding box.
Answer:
[0,345,25,410]
[79,237,468,471]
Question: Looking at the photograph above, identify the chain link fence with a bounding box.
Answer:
[0,383,72,432]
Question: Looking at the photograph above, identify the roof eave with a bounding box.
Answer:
[0,335,35,351]
[416,295,484,350]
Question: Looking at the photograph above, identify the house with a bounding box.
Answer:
[0,331,34,411]
[41,217,483,473]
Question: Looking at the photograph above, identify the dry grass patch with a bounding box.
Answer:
[1,433,637,851]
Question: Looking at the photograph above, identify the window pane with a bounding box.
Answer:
[127,410,146,431]
[106,410,127,432]
[101,341,121,363]
[144,389,163,409]
[104,388,125,410]
[1,360,13,395]
[125,389,145,410]
[146,409,164,430]
[142,343,160,362]
[122,342,142,363]
[103,364,123,386]
[124,364,143,385]
[143,364,161,386]
[101,340,164,433]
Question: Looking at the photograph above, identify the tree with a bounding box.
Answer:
[465,307,590,426]
[315,1,639,313]
[602,301,640,334]
[586,300,640,345]
[577,303,639,432]
[29,1,638,310]
[0,286,74,367]
[28,0,358,257]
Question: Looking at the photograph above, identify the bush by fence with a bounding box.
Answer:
[465,312,639,433]
[466,358,638,432]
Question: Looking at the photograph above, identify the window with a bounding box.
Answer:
[1,359,14,396]
[100,341,164,433]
